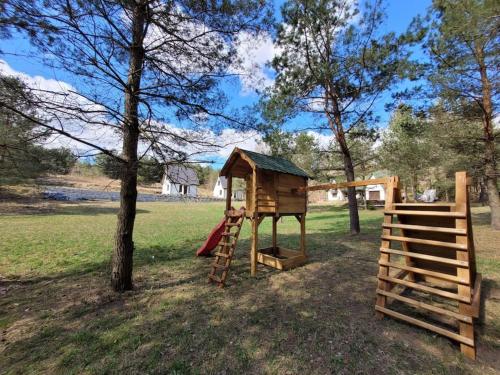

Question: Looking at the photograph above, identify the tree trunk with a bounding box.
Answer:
[111,2,146,291]
[342,149,360,234]
[411,173,418,202]
[476,43,500,230]
[325,93,360,234]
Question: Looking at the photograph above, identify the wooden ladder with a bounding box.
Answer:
[208,209,245,287]
[375,172,481,360]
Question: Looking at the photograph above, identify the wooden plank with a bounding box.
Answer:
[470,273,482,318]
[385,210,466,218]
[225,173,232,212]
[214,252,230,258]
[208,274,222,283]
[379,261,469,285]
[257,252,283,270]
[256,206,277,213]
[376,176,399,317]
[379,275,469,303]
[301,177,390,192]
[377,289,472,323]
[383,223,466,235]
[393,203,456,207]
[375,306,474,346]
[276,247,302,257]
[212,263,228,270]
[257,201,277,207]
[251,169,258,277]
[455,171,475,359]
[300,214,306,256]
[272,216,277,249]
[381,235,467,250]
[380,248,469,267]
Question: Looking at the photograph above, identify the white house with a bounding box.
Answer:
[213,176,245,200]
[327,179,347,201]
[365,174,386,201]
[161,165,199,197]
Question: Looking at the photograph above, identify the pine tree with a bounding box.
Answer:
[414,0,500,228]
[264,0,413,234]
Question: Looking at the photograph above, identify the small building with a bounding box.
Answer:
[161,165,199,197]
[365,174,387,202]
[327,179,346,201]
[213,176,245,200]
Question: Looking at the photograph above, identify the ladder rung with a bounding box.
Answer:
[212,263,228,270]
[383,223,466,235]
[214,252,230,258]
[379,261,469,285]
[225,210,243,217]
[380,248,469,267]
[376,289,472,323]
[226,223,240,227]
[208,274,222,283]
[393,203,456,207]
[218,241,233,247]
[375,306,474,346]
[378,275,470,303]
[384,210,466,218]
[381,235,467,250]
[221,232,235,236]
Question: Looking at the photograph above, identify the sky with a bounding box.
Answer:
[0,0,432,168]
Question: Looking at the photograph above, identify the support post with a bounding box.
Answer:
[251,169,258,276]
[251,213,258,276]
[300,213,306,256]
[272,216,277,253]
[455,171,475,359]
[376,176,398,318]
[225,173,232,212]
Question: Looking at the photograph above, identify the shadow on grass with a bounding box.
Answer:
[1,230,483,374]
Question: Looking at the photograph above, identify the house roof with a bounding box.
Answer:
[218,176,228,189]
[220,148,309,178]
[164,165,199,185]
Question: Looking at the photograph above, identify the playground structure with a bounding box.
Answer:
[207,148,309,286]
[375,172,481,360]
[201,148,481,359]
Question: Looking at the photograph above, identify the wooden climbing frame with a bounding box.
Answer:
[374,172,481,360]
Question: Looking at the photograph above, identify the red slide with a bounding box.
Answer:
[196,218,226,256]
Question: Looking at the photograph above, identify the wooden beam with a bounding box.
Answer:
[382,223,467,235]
[380,248,469,267]
[225,173,232,212]
[376,289,472,323]
[300,213,306,256]
[272,216,277,250]
[251,168,258,277]
[375,176,399,317]
[299,177,390,192]
[379,275,470,303]
[375,306,474,347]
[455,171,475,359]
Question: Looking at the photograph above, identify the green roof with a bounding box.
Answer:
[240,149,309,178]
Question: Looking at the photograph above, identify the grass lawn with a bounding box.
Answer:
[0,201,499,374]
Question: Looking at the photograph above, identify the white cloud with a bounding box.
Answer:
[0,60,266,160]
[306,131,333,149]
[232,31,278,95]
[0,59,122,155]
[216,128,263,157]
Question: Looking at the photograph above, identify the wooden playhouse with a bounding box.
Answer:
[216,148,309,278]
